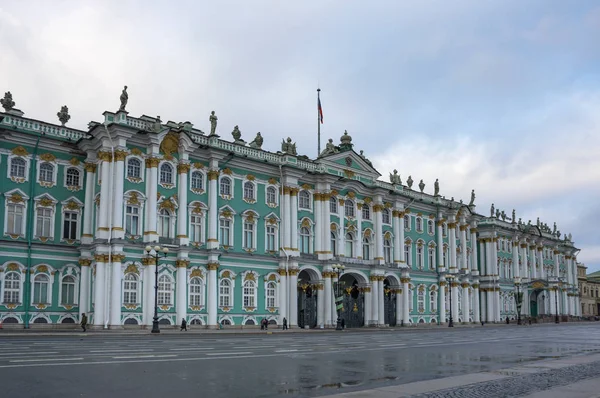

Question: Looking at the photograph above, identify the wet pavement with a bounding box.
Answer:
[1,323,599,398]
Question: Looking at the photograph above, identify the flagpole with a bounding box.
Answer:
[317,88,321,157]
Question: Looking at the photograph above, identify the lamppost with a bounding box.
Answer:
[447,274,455,327]
[144,245,169,333]
[514,277,522,325]
[332,264,345,330]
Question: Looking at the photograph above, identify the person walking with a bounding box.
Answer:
[283,317,288,330]
[80,313,87,332]
[180,318,188,331]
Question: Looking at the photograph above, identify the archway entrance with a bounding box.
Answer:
[383,277,397,326]
[530,289,545,318]
[297,270,318,329]
[339,273,364,328]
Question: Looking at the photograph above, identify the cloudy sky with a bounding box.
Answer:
[2,1,599,272]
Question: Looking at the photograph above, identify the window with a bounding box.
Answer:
[159,163,173,184]
[428,220,434,234]
[299,190,311,209]
[36,208,52,238]
[3,272,20,303]
[443,223,447,237]
[191,171,203,191]
[63,211,78,240]
[158,209,172,238]
[189,277,204,307]
[66,168,80,186]
[243,280,256,307]
[418,288,425,312]
[219,219,231,246]
[243,221,255,249]
[190,214,203,243]
[39,163,54,183]
[243,181,255,201]
[382,209,391,224]
[125,205,140,236]
[443,246,448,267]
[33,274,49,304]
[266,281,277,308]
[219,279,231,306]
[127,158,141,179]
[416,217,423,232]
[404,215,410,230]
[300,226,311,253]
[428,248,436,270]
[430,290,437,312]
[345,233,354,257]
[266,186,277,205]
[330,197,338,213]
[331,232,337,256]
[10,158,26,178]
[220,177,232,196]
[7,203,24,235]
[345,200,355,218]
[417,245,424,269]
[123,274,138,304]
[157,275,172,305]
[266,226,276,252]
[61,276,76,305]
[362,236,371,260]
[362,205,371,220]
[404,244,412,266]
[383,239,392,263]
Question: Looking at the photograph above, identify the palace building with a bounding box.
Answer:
[0,90,582,328]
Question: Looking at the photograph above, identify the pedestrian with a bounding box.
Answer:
[283,317,288,330]
[341,318,345,329]
[506,316,509,324]
[180,318,187,331]
[528,317,532,325]
[261,318,265,330]
[80,313,87,332]
[481,320,484,326]
[265,319,269,330]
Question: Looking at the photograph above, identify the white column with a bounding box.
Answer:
[96,153,111,239]
[279,268,288,324]
[374,205,384,261]
[492,237,499,277]
[451,280,459,322]
[323,272,331,326]
[338,199,345,256]
[522,288,529,316]
[364,287,372,326]
[207,170,219,249]
[480,290,487,322]
[207,262,218,327]
[144,158,159,243]
[473,285,480,323]
[111,151,126,240]
[486,290,493,322]
[471,228,478,275]
[93,255,107,326]
[554,250,560,278]
[460,225,467,271]
[356,203,363,257]
[484,240,492,276]
[175,259,188,324]
[289,266,299,326]
[439,281,446,323]
[314,193,322,255]
[562,289,568,315]
[402,278,410,324]
[480,240,486,276]
[282,187,291,251]
[78,258,91,317]
[290,190,298,252]
[378,277,385,325]
[538,247,545,280]
[395,288,402,325]
[323,193,331,255]
[82,163,96,244]
[549,288,556,316]
[144,259,156,326]
[530,245,537,279]
[393,210,402,265]
[449,221,457,271]
[109,253,123,327]
[521,244,528,279]
[176,163,190,246]
[370,275,379,326]
[513,241,520,278]
[495,288,501,322]
[317,283,324,328]
[462,284,470,322]
[437,218,444,270]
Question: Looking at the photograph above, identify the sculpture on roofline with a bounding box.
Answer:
[389,169,402,185]
[434,179,440,196]
[469,189,476,206]
[249,132,263,149]
[536,217,540,227]
[407,175,414,190]
[512,209,516,224]
[119,86,128,111]
[553,222,557,234]
[209,111,218,136]
[231,125,245,145]
[321,138,338,156]
[153,116,162,132]
[568,233,572,241]
[1,91,15,111]
[496,209,500,219]
[490,203,495,218]
[281,137,297,155]
[359,150,373,166]
[501,210,507,221]
[556,230,561,239]
[419,179,425,193]
[57,105,70,126]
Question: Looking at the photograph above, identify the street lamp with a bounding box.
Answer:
[144,245,169,333]
[332,264,345,330]
[514,277,522,325]
[447,274,455,327]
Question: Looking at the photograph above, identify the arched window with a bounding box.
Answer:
[36,207,52,238]
[443,246,448,267]
[3,272,20,303]
[10,158,26,178]
[362,205,371,220]
[33,274,49,304]
[330,197,338,213]
[266,281,277,308]
[219,218,231,246]
[299,190,311,209]
[123,273,138,304]
[66,168,80,186]
[344,200,355,218]
[219,279,231,307]
[383,239,392,263]
[243,220,255,249]
[158,208,172,238]
[189,277,204,307]
[220,177,231,196]
[299,226,311,253]
[418,288,425,312]
[157,275,172,305]
[191,171,203,190]
[190,212,203,243]
[127,158,141,179]
[430,290,437,312]
[39,163,54,183]
[243,280,256,307]
[331,231,337,256]
[362,236,371,260]
[382,209,391,224]
[266,225,276,252]
[7,203,25,235]
[61,275,76,305]
[159,163,173,184]
[266,186,277,205]
[427,220,434,234]
[417,245,424,269]
[243,181,255,200]
[404,215,410,230]
[345,233,354,257]
[428,247,436,270]
[416,217,423,232]
[125,205,140,236]
[404,243,412,266]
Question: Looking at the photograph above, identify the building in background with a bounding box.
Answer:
[579,264,600,317]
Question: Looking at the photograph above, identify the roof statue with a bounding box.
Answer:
[321,138,338,156]
[496,209,500,218]
[553,222,557,234]
[1,91,15,111]
[434,179,440,196]
[406,175,413,190]
[389,169,402,185]
[57,105,70,126]
[153,116,162,132]
[512,209,516,224]
[490,203,495,218]
[281,137,297,155]
[568,232,572,241]
[119,86,128,111]
[469,189,475,206]
[249,132,263,149]
[359,150,373,167]
[209,111,218,136]
[500,210,507,221]
[231,125,245,145]
[557,230,561,239]
[339,130,353,151]
[419,179,425,193]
